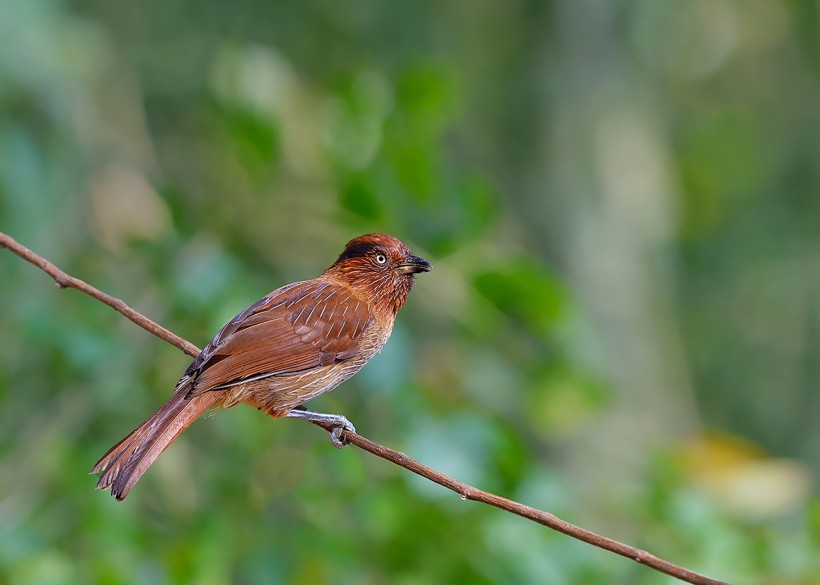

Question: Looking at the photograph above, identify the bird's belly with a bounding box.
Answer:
[219,349,383,417]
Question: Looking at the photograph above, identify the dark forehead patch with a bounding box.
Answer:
[336,240,380,262]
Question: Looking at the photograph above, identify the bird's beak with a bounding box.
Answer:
[398,255,432,274]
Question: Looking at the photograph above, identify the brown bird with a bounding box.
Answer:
[91,233,430,500]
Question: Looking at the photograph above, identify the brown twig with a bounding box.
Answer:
[333,429,728,584]
[1,231,730,585]
[1,232,200,358]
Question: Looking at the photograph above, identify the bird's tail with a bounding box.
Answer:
[91,390,220,500]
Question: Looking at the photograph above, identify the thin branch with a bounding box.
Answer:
[1,232,730,585]
[331,427,728,584]
[1,233,200,358]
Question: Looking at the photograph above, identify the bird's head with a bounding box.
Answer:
[326,233,431,316]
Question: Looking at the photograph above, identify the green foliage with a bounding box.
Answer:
[1,1,819,584]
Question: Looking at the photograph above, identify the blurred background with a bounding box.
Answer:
[1,1,818,583]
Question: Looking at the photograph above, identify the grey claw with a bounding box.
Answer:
[283,409,356,447]
[331,427,346,448]
[331,417,356,448]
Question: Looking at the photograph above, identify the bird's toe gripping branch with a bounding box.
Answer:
[285,409,356,448]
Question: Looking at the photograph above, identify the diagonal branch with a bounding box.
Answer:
[1,231,730,585]
[1,233,199,358]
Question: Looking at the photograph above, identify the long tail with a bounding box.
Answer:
[91,390,220,500]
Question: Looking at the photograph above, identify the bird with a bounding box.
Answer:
[91,233,431,500]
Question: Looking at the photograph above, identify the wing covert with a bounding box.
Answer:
[182,281,373,394]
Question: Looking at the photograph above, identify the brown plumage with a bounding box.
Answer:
[91,233,431,500]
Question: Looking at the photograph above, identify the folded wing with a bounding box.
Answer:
[186,280,374,394]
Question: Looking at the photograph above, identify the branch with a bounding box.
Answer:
[1,233,199,358]
[1,232,730,585]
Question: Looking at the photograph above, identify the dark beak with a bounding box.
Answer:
[398,255,432,275]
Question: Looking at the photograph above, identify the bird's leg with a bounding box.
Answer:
[285,408,356,448]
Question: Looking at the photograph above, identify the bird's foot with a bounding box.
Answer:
[285,409,356,448]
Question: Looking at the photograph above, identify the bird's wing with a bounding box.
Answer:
[180,280,374,395]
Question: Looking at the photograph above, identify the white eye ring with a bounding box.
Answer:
[374,254,387,265]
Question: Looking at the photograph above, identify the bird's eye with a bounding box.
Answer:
[374,254,387,265]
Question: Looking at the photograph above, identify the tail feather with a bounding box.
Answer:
[91,391,220,500]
